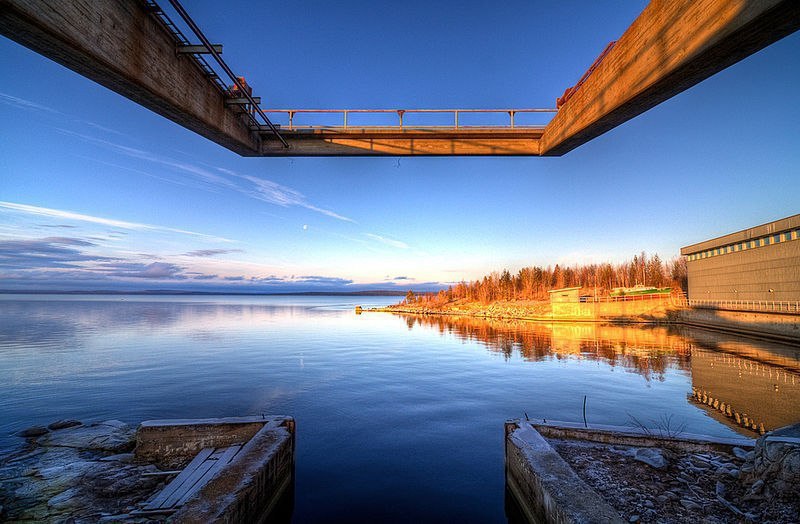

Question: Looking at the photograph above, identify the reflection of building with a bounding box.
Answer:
[690,347,800,433]
[680,214,800,301]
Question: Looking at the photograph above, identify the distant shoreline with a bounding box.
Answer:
[0,290,407,297]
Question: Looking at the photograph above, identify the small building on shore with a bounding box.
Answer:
[548,287,581,303]
[680,214,800,301]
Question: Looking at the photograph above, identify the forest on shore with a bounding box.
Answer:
[404,252,687,306]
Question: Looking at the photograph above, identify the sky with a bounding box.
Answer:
[1,1,799,293]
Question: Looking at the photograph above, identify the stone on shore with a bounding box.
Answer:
[35,420,134,453]
[17,426,49,438]
[0,419,158,522]
[633,447,667,469]
[742,422,800,500]
[47,419,82,431]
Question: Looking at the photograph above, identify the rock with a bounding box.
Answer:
[744,478,766,500]
[656,495,669,504]
[680,499,701,511]
[47,487,81,511]
[732,447,751,460]
[744,422,800,499]
[629,515,640,523]
[47,420,82,431]
[36,421,134,453]
[633,447,667,469]
[98,453,134,463]
[17,426,49,438]
[643,499,654,509]
[715,480,726,497]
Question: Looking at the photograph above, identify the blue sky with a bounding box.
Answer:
[1,1,799,292]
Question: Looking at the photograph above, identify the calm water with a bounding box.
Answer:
[2,294,799,522]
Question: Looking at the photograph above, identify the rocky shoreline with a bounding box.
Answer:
[0,420,163,523]
[553,439,796,523]
[369,298,678,324]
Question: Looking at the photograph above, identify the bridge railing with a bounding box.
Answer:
[259,108,558,131]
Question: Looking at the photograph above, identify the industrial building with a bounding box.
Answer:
[681,215,800,301]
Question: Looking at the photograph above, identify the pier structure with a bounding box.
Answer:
[1,0,799,156]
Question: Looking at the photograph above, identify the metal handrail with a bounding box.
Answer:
[166,0,287,147]
[685,298,800,314]
[259,108,558,131]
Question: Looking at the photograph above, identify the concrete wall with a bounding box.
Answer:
[552,296,675,321]
[504,421,624,524]
[677,306,800,344]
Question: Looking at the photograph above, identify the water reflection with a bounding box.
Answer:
[401,314,692,381]
[398,313,800,434]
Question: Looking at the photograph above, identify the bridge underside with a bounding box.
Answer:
[1,0,798,156]
[259,128,543,156]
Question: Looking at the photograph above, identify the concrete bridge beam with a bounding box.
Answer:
[541,0,800,156]
[0,0,263,155]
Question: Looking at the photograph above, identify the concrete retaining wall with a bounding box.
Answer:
[676,308,800,344]
[172,421,295,523]
[134,416,295,523]
[504,420,755,524]
[135,416,288,466]
[505,421,624,524]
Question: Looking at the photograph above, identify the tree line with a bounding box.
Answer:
[405,252,687,305]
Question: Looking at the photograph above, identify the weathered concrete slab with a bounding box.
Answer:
[527,419,755,453]
[505,421,624,524]
[134,416,295,523]
[171,422,295,523]
[135,416,290,465]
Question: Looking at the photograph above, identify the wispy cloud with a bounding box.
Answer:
[97,261,185,279]
[241,175,354,222]
[182,248,243,257]
[56,130,354,222]
[1,92,126,136]
[0,237,108,270]
[0,201,234,243]
[0,92,63,116]
[365,233,409,249]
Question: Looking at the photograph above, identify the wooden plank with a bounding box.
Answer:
[143,447,214,510]
[540,0,800,156]
[161,459,217,508]
[141,470,182,477]
[173,445,242,507]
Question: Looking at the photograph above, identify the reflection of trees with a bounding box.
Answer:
[397,314,692,381]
